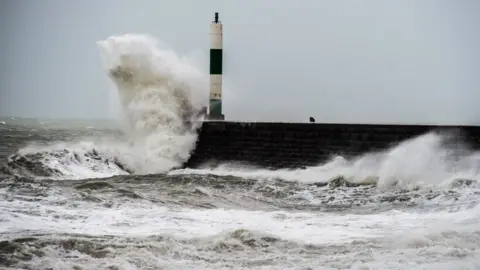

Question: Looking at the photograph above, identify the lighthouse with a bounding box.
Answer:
[206,12,225,120]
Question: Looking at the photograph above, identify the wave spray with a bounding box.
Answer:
[96,34,208,174]
[3,34,208,180]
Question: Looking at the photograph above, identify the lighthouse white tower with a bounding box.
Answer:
[206,12,225,120]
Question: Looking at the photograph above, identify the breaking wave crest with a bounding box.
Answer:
[173,132,480,191]
[2,34,208,179]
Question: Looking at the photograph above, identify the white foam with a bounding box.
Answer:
[14,140,129,180]
[1,190,478,243]
[1,171,478,269]
[1,188,479,269]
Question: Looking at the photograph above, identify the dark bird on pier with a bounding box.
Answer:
[309,117,315,123]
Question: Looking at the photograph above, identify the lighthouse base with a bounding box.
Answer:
[205,114,225,121]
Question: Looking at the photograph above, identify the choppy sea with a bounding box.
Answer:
[1,33,479,269]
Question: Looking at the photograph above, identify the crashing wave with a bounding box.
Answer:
[3,34,209,180]
[2,148,131,180]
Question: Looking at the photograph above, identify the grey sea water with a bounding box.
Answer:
[0,118,479,270]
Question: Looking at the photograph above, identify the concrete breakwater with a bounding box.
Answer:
[182,121,480,169]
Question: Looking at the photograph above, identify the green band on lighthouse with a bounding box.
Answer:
[210,49,223,75]
[209,99,222,116]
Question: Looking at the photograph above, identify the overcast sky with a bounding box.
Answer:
[0,0,479,124]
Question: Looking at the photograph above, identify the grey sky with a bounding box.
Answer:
[1,0,479,124]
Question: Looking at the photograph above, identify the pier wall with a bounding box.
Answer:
[182,122,480,169]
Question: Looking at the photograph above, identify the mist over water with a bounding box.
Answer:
[0,34,479,269]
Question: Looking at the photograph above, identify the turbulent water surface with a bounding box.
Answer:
[1,34,480,270]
